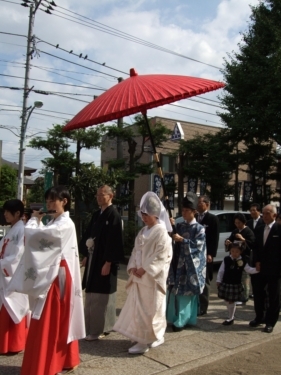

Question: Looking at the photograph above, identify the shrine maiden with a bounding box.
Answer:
[0,199,29,354]
[9,186,85,375]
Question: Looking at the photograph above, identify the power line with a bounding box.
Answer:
[36,37,129,76]
[169,103,219,117]
[33,65,107,90]
[0,41,26,47]
[0,4,221,70]
[37,49,119,79]
[158,108,223,126]
[0,59,117,81]
[0,85,94,97]
[0,0,21,5]
[0,30,27,38]
[0,73,106,90]
[52,5,221,70]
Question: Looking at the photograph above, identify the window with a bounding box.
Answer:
[161,155,176,173]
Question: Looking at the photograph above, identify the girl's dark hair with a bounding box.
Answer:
[44,185,71,212]
[228,243,244,252]
[3,199,24,216]
[234,212,246,224]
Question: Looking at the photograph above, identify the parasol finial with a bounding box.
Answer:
[130,68,138,77]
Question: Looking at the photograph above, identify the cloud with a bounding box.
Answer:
[0,0,259,172]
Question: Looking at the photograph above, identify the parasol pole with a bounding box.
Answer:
[142,111,173,218]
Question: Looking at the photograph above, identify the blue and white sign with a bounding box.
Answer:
[171,122,184,141]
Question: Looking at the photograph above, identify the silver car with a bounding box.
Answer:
[175,210,251,263]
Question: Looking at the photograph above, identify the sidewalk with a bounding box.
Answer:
[1,264,281,375]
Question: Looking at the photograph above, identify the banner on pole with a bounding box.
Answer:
[243,181,252,202]
[200,180,207,196]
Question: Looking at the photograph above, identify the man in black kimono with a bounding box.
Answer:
[80,185,124,341]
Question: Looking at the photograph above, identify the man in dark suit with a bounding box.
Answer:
[246,203,264,234]
[246,203,264,298]
[250,204,281,333]
[196,196,219,315]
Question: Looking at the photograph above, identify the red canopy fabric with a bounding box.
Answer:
[63,68,225,131]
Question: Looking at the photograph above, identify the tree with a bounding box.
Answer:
[106,115,172,221]
[219,0,281,204]
[26,177,45,204]
[28,124,75,185]
[28,124,106,239]
[105,115,171,253]
[69,163,124,231]
[177,131,235,210]
[220,0,281,144]
[0,165,17,205]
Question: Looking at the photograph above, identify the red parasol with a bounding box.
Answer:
[64,68,224,131]
[63,68,225,215]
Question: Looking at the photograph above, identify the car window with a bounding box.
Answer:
[217,214,229,233]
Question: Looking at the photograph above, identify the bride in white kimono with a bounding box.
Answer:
[8,185,85,375]
[114,192,172,354]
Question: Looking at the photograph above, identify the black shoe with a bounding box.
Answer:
[172,325,183,332]
[249,319,263,327]
[263,325,273,333]
[198,310,207,316]
[222,319,234,326]
[249,294,254,299]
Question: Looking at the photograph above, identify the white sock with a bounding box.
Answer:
[225,301,236,321]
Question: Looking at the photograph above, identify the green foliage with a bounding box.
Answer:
[28,124,75,185]
[0,165,17,205]
[122,220,143,256]
[178,131,235,208]
[26,177,45,204]
[69,163,125,214]
[219,0,281,204]
[106,115,171,220]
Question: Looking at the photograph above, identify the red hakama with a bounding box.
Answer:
[21,260,80,375]
[0,305,28,354]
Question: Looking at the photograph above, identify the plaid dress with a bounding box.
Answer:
[218,256,246,302]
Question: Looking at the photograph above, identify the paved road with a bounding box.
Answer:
[1,265,281,375]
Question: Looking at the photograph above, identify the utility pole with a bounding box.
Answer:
[18,0,43,200]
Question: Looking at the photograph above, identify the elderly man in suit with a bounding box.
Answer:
[196,196,219,315]
[250,204,281,333]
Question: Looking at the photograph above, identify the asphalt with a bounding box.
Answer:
[1,264,281,375]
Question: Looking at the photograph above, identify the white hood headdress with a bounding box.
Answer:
[138,191,172,232]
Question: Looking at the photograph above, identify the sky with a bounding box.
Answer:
[0,0,260,177]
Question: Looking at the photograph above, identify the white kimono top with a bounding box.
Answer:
[8,211,85,343]
[0,220,29,323]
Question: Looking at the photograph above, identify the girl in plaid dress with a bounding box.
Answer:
[217,243,258,325]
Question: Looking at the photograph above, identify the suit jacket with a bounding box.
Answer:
[254,222,281,277]
[246,217,264,234]
[197,211,219,258]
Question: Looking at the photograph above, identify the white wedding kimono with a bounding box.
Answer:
[114,224,172,344]
[8,211,85,342]
[0,220,29,323]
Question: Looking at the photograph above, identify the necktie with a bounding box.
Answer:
[263,225,270,244]
[253,220,257,229]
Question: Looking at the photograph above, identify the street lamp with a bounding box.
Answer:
[17,100,43,200]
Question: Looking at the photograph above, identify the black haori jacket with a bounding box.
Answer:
[79,205,124,294]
